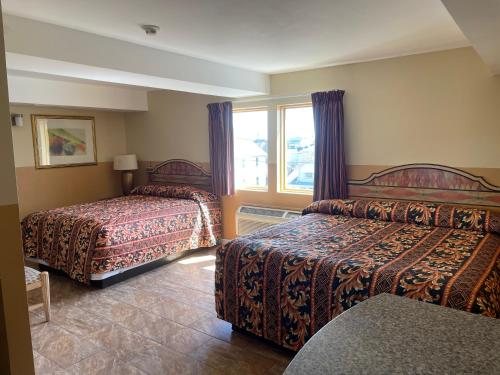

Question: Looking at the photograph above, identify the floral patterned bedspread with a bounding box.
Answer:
[22,185,222,283]
[215,199,500,351]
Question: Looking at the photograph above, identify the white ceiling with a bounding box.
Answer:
[1,0,469,74]
[3,15,270,97]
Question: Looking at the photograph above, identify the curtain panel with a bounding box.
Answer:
[312,90,347,201]
[207,101,235,196]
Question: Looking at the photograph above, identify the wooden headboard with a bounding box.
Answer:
[348,164,500,208]
[146,159,212,193]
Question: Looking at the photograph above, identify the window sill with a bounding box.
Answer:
[277,189,313,196]
[235,187,269,193]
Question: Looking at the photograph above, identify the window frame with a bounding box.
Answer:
[232,106,269,192]
[278,102,314,195]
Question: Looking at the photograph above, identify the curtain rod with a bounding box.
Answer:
[232,92,312,104]
[232,89,344,103]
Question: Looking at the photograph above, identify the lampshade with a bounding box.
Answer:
[113,154,138,171]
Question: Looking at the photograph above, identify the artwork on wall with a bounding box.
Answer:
[31,114,97,168]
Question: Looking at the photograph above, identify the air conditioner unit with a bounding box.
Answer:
[236,206,302,235]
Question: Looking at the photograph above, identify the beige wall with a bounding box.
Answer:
[0,9,35,375]
[15,163,122,218]
[123,47,500,239]
[124,90,224,163]
[272,47,500,168]
[10,105,127,217]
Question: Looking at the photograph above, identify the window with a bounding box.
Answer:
[233,108,268,190]
[279,103,314,193]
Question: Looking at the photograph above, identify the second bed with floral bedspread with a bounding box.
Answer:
[215,199,500,351]
[23,184,222,284]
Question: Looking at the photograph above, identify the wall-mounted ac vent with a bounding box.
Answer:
[236,206,302,235]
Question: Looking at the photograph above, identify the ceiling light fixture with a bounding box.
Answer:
[141,24,160,35]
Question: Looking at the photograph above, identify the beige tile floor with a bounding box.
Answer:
[28,247,294,375]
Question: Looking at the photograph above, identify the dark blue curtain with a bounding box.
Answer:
[312,90,347,201]
[207,102,235,196]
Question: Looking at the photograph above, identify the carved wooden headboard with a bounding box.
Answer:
[348,164,500,208]
[147,159,212,193]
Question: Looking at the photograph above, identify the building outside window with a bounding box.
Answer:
[233,108,268,190]
[279,103,314,193]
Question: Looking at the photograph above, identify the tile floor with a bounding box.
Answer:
[28,247,294,374]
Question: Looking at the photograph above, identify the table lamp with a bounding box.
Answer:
[113,154,138,195]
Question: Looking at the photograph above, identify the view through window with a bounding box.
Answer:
[233,109,268,190]
[280,104,315,192]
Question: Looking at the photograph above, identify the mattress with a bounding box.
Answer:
[215,199,500,350]
[22,184,222,283]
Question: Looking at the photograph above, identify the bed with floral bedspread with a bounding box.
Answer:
[215,199,500,351]
[22,184,222,284]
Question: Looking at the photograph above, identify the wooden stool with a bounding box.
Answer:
[24,267,51,322]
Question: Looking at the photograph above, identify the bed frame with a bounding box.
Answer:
[348,163,500,208]
[40,159,217,288]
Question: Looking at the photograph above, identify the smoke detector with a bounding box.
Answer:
[141,24,160,35]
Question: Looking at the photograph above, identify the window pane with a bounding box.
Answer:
[233,110,268,189]
[283,106,314,191]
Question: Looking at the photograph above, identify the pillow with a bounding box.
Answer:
[130,184,218,203]
[303,199,500,234]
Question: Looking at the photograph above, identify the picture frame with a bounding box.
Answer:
[31,114,97,168]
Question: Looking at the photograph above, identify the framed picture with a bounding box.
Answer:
[31,114,97,168]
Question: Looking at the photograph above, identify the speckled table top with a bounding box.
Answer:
[284,293,500,375]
